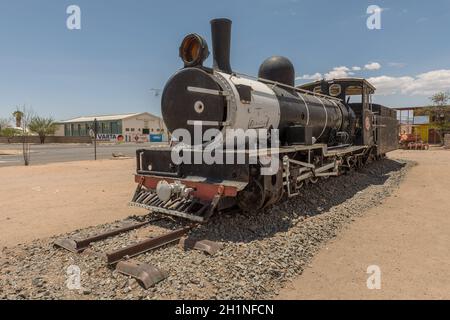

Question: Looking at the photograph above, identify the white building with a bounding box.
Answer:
[56,112,168,142]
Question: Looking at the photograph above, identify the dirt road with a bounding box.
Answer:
[0,159,143,247]
[278,148,450,300]
[0,143,165,166]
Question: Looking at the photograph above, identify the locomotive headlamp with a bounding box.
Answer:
[179,33,209,67]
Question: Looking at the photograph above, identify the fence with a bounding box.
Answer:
[0,136,92,144]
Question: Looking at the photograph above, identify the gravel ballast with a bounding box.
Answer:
[0,158,411,300]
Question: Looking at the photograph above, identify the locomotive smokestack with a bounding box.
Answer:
[210,18,232,74]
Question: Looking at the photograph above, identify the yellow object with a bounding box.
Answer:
[413,125,429,143]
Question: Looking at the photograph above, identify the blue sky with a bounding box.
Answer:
[0,0,449,120]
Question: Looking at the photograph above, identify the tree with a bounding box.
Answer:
[12,110,24,128]
[28,116,57,144]
[0,117,10,131]
[0,127,21,143]
[13,105,34,165]
[429,92,450,145]
[0,118,18,143]
[430,92,449,106]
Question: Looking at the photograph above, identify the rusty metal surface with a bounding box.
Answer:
[54,220,152,253]
[53,238,82,254]
[116,260,167,289]
[134,174,243,200]
[105,226,192,265]
[179,237,223,255]
[375,115,399,155]
[407,142,429,150]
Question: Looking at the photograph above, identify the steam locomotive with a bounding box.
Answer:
[130,18,398,222]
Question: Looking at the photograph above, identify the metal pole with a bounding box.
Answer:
[94,118,98,161]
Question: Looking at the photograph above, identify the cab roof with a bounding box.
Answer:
[297,78,376,95]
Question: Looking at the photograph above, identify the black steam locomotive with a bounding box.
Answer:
[130,19,398,222]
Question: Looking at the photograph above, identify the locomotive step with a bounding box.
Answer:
[129,186,219,223]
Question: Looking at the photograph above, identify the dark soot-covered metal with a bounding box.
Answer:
[161,68,226,139]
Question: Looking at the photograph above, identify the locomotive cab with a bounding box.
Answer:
[298,78,376,147]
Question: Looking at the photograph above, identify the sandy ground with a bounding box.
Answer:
[1,148,449,299]
[278,148,450,300]
[0,159,143,247]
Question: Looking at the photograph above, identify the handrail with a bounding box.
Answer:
[229,71,343,102]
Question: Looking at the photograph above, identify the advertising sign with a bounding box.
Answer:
[96,134,124,142]
[127,134,149,143]
[150,134,163,142]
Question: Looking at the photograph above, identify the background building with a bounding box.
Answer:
[396,106,450,144]
[56,112,168,142]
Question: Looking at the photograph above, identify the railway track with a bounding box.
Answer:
[53,215,222,289]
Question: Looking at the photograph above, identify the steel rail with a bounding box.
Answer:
[54,220,157,253]
[105,226,192,265]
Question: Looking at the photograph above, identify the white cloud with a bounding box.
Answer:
[297,61,384,82]
[364,62,381,70]
[368,69,450,96]
[367,76,414,95]
[295,73,322,81]
[325,66,352,80]
[315,62,381,80]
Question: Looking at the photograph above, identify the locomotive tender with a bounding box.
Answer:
[130,18,398,222]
